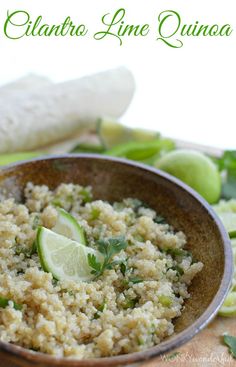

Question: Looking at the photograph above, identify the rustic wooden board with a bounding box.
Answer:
[140,317,236,367]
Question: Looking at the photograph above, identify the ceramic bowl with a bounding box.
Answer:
[0,154,233,367]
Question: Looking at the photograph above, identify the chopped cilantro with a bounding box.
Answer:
[80,188,92,203]
[88,236,128,278]
[90,207,100,220]
[0,296,22,311]
[154,215,166,224]
[123,296,139,309]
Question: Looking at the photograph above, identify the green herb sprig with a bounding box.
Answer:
[88,236,128,278]
[223,334,236,358]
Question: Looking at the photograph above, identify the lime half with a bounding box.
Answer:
[53,208,86,245]
[36,227,102,281]
[219,213,236,238]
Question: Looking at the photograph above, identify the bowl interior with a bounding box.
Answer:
[0,155,231,367]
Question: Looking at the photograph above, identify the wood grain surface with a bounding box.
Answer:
[140,317,236,367]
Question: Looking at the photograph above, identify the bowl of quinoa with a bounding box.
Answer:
[0,155,232,367]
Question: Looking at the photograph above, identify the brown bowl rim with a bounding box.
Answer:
[0,154,233,366]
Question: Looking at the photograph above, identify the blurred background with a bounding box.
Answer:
[0,0,235,149]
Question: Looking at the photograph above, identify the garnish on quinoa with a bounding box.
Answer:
[0,296,22,311]
[88,236,128,278]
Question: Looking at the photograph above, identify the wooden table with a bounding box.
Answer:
[141,317,236,367]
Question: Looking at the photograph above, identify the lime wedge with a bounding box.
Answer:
[219,213,236,238]
[97,118,159,149]
[132,128,160,143]
[219,292,236,317]
[52,208,86,245]
[97,119,131,149]
[36,227,102,281]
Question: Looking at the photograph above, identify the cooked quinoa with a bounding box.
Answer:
[0,183,203,359]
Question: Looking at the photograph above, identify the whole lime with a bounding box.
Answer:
[155,149,221,204]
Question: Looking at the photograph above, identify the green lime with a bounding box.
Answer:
[218,213,236,238]
[53,208,86,244]
[218,292,236,317]
[97,118,159,149]
[36,227,102,281]
[155,149,221,204]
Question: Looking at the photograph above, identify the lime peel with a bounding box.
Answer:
[97,118,159,149]
[155,149,221,204]
[52,208,86,245]
[36,227,102,282]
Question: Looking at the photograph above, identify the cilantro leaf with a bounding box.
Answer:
[223,334,236,358]
[87,254,102,276]
[88,236,128,278]
[154,215,166,224]
[169,265,184,276]
[217,151,236,172]
[222,176,236,200]
[97,236,127,257]
[80,188,92,203]
[0,296,22,311]
[123,296,140,309]
[120,261,127,276]
[166,248,191,258]
[15,246,32,258]
[93,300,107,319]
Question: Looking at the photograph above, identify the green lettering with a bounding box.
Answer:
[157,10,183,48]
[4,10,29,39]
[220,24,233,36]
[94,8,125,45]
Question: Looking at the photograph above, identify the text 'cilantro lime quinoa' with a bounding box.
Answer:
[0,183,203,358]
